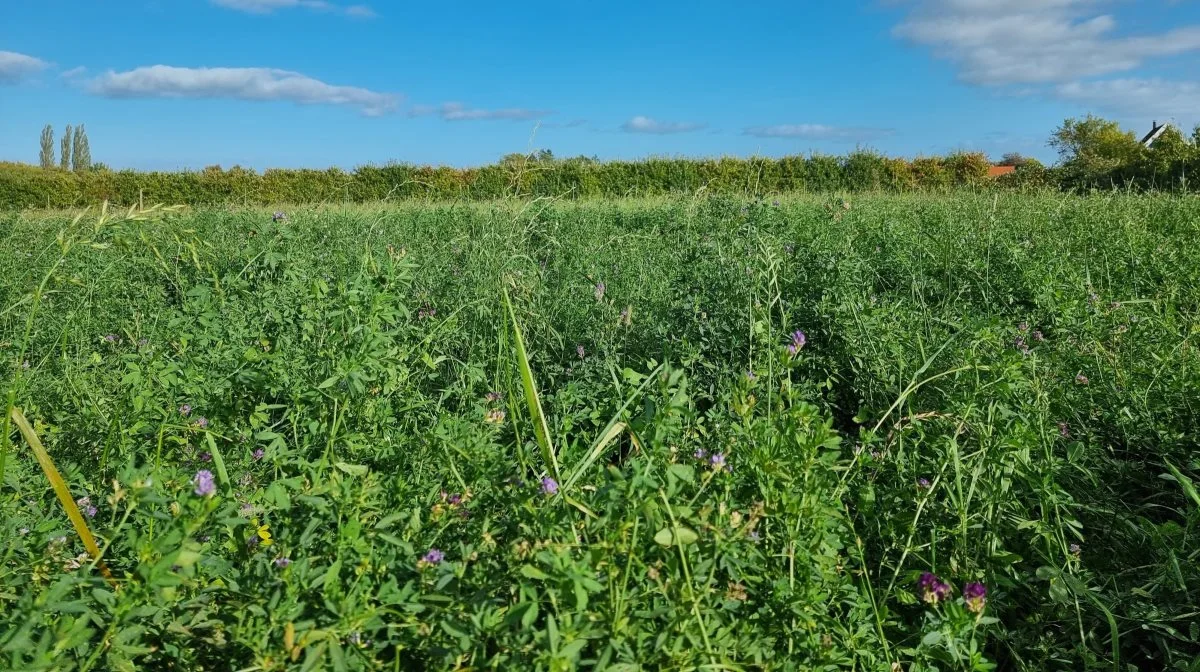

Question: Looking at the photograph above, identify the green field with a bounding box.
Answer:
[2,194,1199,670]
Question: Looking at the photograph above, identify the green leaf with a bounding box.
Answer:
[334,461,368,476]
[922,631,944,646]
[504,288,558,481]
[317,375,339,390]
[520,564,550,580]
[653,526,699,547]
[204,433,230,492]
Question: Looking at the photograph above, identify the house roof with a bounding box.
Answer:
[1141,121,1168,147]
[988,165,1016,178]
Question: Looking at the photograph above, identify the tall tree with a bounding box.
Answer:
[60,124,72,170]
[72,125,91,171]
[39,125,54,169]
[1049,115,1144,188]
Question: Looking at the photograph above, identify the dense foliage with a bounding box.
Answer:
[2,195,1198,670]
[1,151,1008,209]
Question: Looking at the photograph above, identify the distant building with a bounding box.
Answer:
[1141,121,1168,148]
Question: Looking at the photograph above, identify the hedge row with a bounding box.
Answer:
[0,151,1059,209]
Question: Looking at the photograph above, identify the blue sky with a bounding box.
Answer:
[2,0,1199,170]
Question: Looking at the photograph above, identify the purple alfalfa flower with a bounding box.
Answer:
[619,306,631,326]
[1014,337,1029,355]
[594,282,606,302]
[485,391,503,403]
[275,556,291,568]
[917,477,931,490]
[1069,543,1082,557]
[195,417,209,429]
[193,470,216,497]
[76,496,97,518]
[1057,421,1071,438]
[103,333,119,344]
[917,572,952,604]
[745,370,756,382]
[541,476,559,495]
[246,534,260,550]
[179,403,192,417]
[421,548,444,565]
[576,345,585,359]
[447,493,462,505]
[748,530,761,542]
[252,448,265,461]
[709,452,728,471]
[272,211,287,223]
[1032,330,1045,342]
[962,581,987,614]
[199,451,212,462]
[791,330,807,351]
[239,501,254,516]
[1075,373,1090,386]
[693,448,708,461]
[772,199,780,207]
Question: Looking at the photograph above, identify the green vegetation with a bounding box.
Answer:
[2,194,1199,670]
[5,115,1200,210]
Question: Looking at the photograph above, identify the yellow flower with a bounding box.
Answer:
[252,519,274,546]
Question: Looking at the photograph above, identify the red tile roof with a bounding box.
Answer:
[988,165,1016,178]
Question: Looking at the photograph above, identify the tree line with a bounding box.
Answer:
[4,115,1199,209]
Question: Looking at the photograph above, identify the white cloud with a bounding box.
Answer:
[1055,78,1200,119]
[0,50,49,84]
[893,0,1200,85]
[88,65,399,116]
[410,102,552,121]
[60,66,87,79]
[210,0,375,17]
[621,115,705,134]
[744,124,894,142]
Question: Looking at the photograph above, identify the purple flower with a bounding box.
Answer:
[104,334,119,344]
[594,282,606,302]
[917,478,931,489]
[252,448,265,461]
[447,493,462,505]
[962,582,987,614]
[196,417,209,429]
[619,306,631,326]
[199,451,212,462]
[710,453,727,470]
[76,497,97,518]
[485,391,503,403]
[772,199,780,206]
[1069,543,1082,556]
[745,370,756,382]
[1014,337,1029,355]
[275,557,291,568]
[239,502,254,516]
[246,535,260,549]
[693,448,708,461]
[1088,291,1099,305]
[1075,373,1089,386]
[917,572,952,604]
[138,338,149,347]
[787,330,807,356]
[541,477,559,495]
[193,470,216,497]
[1032,330,1045,342]
[22,360,31,370]
[1057,421,1071,438]
[272,211,287,222]
[421,548,444,564]
[576,345,585,359]
[179,404,192,417]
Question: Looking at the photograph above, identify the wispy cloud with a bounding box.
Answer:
[410,102,553,121]
[60,66,88,79]
[621,115,705,134]
[0,50,49,84]
[744,123,894,142]
[210,0,375,17]
[87,65,399,116]
[1055,78,1200,119]
[893,0,1200,86]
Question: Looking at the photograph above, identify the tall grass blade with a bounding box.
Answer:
[10,407,115,585]
[1164,459,1200,510]
[204,432,231,493]
[562,362,663,493]
[503,287,559,481]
